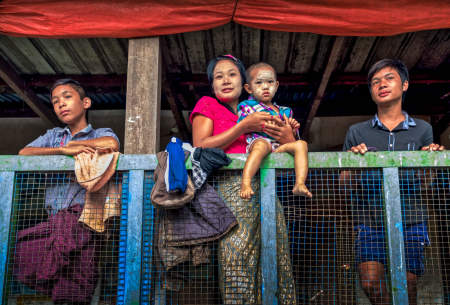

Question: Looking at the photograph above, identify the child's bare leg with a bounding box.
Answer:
[275,140,312,197]
[241,139,272,199]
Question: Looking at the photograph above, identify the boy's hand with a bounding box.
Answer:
[66,137,119,152]
[421,143,445,151]
[349,143,368,155]
[60,144,96,156]
[66,141,76,147]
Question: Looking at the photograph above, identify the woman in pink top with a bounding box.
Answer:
[190,55,296,304]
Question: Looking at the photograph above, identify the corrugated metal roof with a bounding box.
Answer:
[0,23,448,118]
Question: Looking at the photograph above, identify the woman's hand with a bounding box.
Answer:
[241,112,273,133]
[263,114,296,144]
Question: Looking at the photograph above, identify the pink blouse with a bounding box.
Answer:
[190,96,247,154]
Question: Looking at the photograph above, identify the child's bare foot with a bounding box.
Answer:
[240,182,254,199]
[292,183,312,198]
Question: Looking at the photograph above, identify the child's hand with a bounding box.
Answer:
[288,118,300,130]
[60,144,96,156]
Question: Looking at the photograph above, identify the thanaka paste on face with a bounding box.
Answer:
[249,68,278,103]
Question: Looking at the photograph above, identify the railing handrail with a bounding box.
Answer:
[0,151,448,171]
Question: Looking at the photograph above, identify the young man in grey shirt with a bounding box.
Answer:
[342,59,444,305]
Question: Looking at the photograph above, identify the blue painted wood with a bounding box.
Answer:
[141,174,159,305]
[125,170,144,305]
[260,168,278,305]
[0,171,14,304]
[383,167,408,305]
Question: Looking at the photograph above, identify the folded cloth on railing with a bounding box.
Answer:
[13,204,100,303]
[74,149,121,232]
[191,147,231,189]
[74,149,119,193]
[157,183,237,270]
[165,137,188,192]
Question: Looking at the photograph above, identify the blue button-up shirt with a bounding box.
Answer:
[26,124,119,149]
[26,124,120,213]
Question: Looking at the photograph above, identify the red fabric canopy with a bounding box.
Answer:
[235,0,450,36]
[0,0,449,38]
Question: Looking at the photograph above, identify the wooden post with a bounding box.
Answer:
[125,37,161,154]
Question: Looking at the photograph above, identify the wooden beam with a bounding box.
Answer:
[162,72,191,142]
[431,113,450,144]
[124,37,161,154]
[0,73,447,89]
[0,56,59,126]
[24,74,126,88]
[160,35,190,141]
[302,37,347,139]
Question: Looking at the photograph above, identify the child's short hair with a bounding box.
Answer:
[50,78,86,99]
[245,62,277,83]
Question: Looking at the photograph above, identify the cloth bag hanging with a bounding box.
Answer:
[151,151,195,209]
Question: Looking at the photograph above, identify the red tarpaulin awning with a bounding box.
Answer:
[0,0,449,38]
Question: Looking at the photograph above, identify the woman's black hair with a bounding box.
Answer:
[206,54,247,86]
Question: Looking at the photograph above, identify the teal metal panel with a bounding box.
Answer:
[260,168,278,305]
[0,151,448,171]
[383,167,408,305]
[0,171,14,304]
[125,170,144,305]
[0,155,158,171]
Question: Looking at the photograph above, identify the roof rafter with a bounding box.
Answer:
[162,74,191,142]
[0,56,59,126]
[302,37,347,139]
[432,113,450,143]
[1,73,448,90]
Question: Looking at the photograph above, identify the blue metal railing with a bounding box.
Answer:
[0,152,448,305]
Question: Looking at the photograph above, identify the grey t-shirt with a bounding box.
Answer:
[343,113,433,227]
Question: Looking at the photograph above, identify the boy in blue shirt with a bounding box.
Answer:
[16,78,119,304]
[20,78,118,158]
[20,78,119,213]
[238,62,311,199]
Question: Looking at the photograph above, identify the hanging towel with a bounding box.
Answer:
[74,149,121,232]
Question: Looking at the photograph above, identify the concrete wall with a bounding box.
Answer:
[0,110,185,154]
[0,112,447,155]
